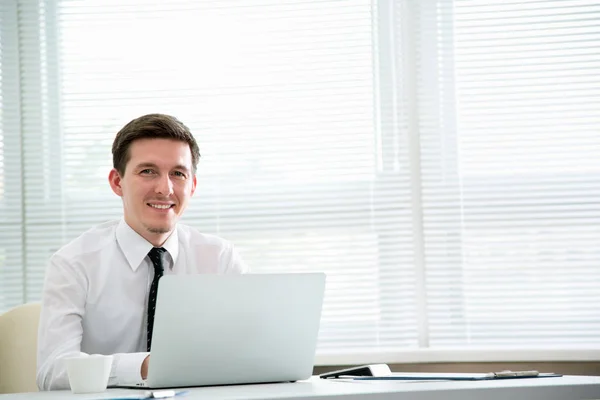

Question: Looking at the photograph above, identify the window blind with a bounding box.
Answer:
[416,0,600,348]
[14,0,420,359]
[0,1,25,311]
[2,0,599,363]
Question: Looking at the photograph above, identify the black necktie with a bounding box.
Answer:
[147,247,166,351]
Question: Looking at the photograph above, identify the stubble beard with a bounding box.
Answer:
[147,227,171,234]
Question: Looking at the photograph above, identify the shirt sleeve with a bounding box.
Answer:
[225,242,250,274]
[36,254,149,390]
[110,352,150,386]
[37,254,87,390]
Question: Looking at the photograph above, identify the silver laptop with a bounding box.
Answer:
[118,272,325,389]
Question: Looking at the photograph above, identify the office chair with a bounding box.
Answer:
[0,302,41,393]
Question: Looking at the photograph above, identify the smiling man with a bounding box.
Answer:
[36,114,249,390]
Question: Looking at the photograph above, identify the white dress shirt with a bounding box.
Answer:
[37,219,248,391]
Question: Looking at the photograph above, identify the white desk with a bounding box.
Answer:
[3,376,600,400]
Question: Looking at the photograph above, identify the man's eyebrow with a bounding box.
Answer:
[173,164,191,173]
[134,162,159,170]
[134,162,191,173]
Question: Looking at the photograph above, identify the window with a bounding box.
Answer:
[2,0,599,363]
[421,0,600,349]
[0,1,25,312]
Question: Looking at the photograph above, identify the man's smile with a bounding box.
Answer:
[147,202,175,210]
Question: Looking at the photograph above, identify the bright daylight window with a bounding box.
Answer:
[0,0,599,363]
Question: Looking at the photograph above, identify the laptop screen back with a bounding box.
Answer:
[147,273,325,388]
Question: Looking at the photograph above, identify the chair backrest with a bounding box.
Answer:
[0,302,41,394]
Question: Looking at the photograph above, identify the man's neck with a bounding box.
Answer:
[146,234,170,248]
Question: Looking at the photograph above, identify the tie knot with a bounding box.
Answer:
[148,247,166,273]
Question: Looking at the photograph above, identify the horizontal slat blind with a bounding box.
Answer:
[0,0,25,312]
[3,0,599,361]
[419,0,600,347]
[20,0,419,356]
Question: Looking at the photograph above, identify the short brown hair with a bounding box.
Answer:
[112,113,201,175]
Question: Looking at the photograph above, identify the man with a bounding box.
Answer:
[36,114,248,390]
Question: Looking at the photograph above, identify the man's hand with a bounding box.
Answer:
[141,355,150,379]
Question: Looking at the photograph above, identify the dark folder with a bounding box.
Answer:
[350,371,562,381]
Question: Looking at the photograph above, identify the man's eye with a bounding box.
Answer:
[172,171,186,178]
[140,169,155,175]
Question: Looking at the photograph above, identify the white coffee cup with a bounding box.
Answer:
[65,354,113,394]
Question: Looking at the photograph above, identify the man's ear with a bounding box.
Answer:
[190,174,197,196]
[108,168,124,197]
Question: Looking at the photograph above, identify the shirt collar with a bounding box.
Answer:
[116,219,180,272]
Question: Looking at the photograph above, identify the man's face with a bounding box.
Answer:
[108,138,197,243]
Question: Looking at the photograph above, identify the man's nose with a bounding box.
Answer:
[155,174,174,195]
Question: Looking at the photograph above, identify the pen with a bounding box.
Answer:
[492,370,539,378]
[149,390,189,399]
